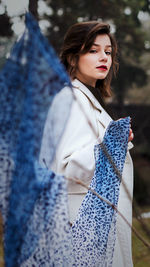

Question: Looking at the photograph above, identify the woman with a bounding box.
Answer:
[41,21,134,266]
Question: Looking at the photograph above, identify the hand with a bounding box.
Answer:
[117,118,134,142]
[128,128,134,142]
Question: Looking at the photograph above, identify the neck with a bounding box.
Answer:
[76,79,96,88]
[75,75,96,88]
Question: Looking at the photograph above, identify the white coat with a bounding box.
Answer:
[40,78,134,267]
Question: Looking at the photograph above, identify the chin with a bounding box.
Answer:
[98,75,107,80]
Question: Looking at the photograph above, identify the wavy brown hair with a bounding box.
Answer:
[60,21,118,97]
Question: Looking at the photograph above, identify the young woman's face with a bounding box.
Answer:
[75,34,112,87]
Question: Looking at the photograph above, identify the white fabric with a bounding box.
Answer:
[51,79,113,193]
[40,79,134,266]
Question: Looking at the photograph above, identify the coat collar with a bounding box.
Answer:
[72,78,108,114]
[72,78,112,129]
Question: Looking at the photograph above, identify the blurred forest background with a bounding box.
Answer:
[0,0,150,266]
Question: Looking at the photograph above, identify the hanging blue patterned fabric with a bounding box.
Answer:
[0,12,130,267]
[72,117,130,266]
[0,12,74,267]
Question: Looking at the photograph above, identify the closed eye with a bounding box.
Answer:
[89,49,97,53]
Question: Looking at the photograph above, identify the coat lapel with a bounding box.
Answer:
[72,79,112,129]
[72,79,102,110]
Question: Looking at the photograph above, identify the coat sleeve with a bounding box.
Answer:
[39,87,105,193]
[51,89,101,189]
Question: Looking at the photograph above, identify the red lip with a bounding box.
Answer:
[96,65,108,70]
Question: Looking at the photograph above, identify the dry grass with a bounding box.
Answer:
[132,217,150,267]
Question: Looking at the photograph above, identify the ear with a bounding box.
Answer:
[67,54,77,67]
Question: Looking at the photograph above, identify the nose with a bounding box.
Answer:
[99,51,108,62]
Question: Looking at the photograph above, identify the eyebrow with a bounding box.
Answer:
[92,43,112,48]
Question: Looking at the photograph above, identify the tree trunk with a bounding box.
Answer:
[28,0,38,20]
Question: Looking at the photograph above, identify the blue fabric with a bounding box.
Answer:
[0,13,73,267]
[72,118,130,266]
[0,13,130,266]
